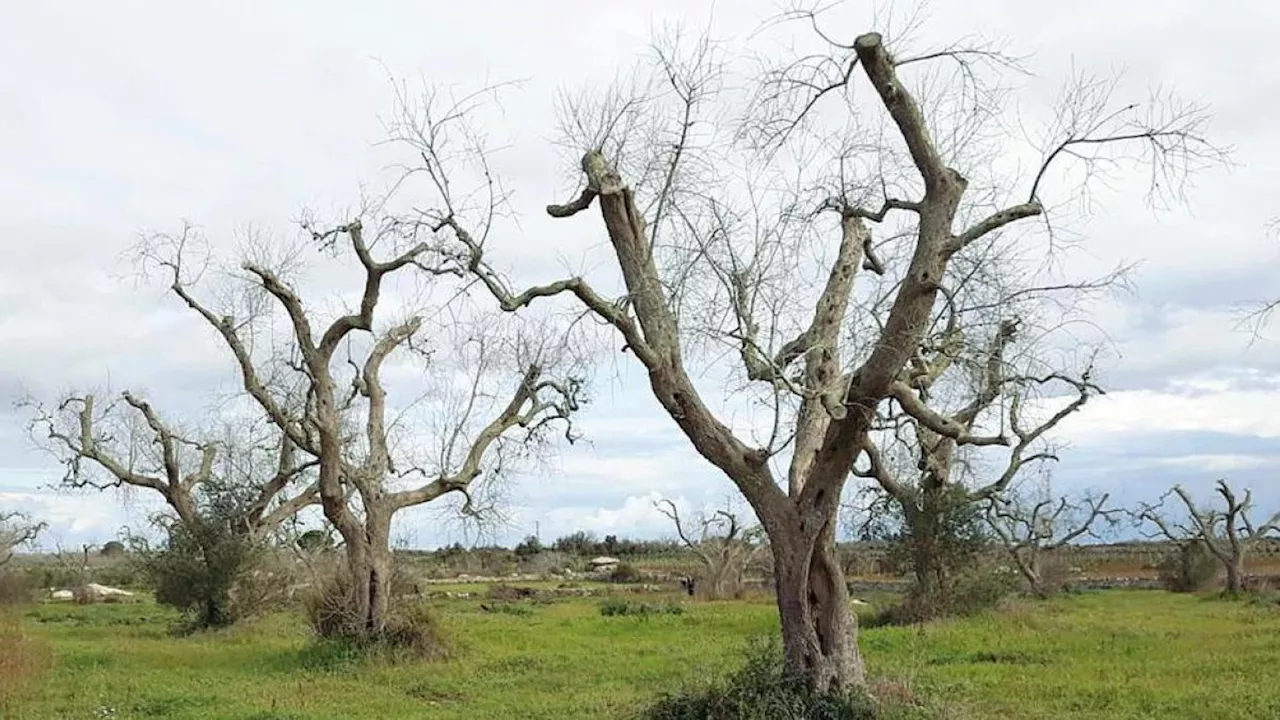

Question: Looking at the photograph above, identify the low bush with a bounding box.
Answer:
[610,562,645,583]
[0,570,33,606]
[870,567,1020,626]
[487,584,538,601]
[303,567,450,662]
[1158,541,1217,593]
[637,637,876,720]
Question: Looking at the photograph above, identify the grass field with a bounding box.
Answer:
[3,589,1278,719]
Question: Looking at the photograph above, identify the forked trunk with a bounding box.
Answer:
[336,511,394,638]
[769,515,865,693]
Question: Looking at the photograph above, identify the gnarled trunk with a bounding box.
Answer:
[768,512,865,693]
[329,505,394,638]
[1226,554,1244,594]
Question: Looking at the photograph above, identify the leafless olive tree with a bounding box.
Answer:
[985,488,1118,597]
[22,392,319,541]
[0,512,45,568]
[385,10,1223,690]
[136,215,583,639]
[852,306,1104,602]
[1134,480,1280,593]
[655,498,765,599]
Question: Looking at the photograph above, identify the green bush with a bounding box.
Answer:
[1158,541,1218,593]
[296,530,333,553]
[131,519,260,630]
[637,637,876,720]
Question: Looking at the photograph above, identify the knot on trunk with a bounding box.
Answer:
[581,151,624,195]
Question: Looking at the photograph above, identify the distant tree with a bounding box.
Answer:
[99,540,127,558]
[985,489,1119,597]
[553,531,599,556]
[131,512,259,629]
[1,511,45,568]
[601,534,620,556]
[513,535,544,559]
[23,392,320,543]
[1135,480,1280,594]
[655,499,765,600]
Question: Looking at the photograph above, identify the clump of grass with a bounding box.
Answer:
[599,598,685,618]
[303,571,451,664]
[480,602,534,616]
[636,637,877,720]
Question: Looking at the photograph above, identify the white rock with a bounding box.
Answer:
[84,583,134,598]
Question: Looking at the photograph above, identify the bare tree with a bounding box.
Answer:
[393,12,1222,689]
[985,489,1118,597]
[1135,480,1280,594]
[655,498,765,600]
[0,512,45,568]
[138,218,583,639]
[852,313,1104,604]
[22,392,318,541]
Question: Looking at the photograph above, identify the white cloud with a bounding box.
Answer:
[1151,454,1273,473]
[1052,385,1280,447]
[541,492,682,538]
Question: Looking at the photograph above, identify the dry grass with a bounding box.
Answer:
[0,609,51,716]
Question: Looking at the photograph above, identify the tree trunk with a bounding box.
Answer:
[903,503,947,605]
[335,510,393,638]
[769,515,865,693]
[1226,554,1244,594]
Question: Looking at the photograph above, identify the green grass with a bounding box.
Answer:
[6,590,1280,719]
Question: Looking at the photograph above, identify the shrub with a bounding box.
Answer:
[599,599,684,617]
[296,530,334,553]
[303,565,450,661]
[871,566,1020,626]
[610,562,644,583]
[637,637,875,720]
[0,570,32,606]
[1158,541,1218,593]
[480,602,534,616]
[92,561,144,590]
[487,584,538,601]
[131,519,260,630]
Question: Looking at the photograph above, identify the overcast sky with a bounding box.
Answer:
[2,0,1277,549]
